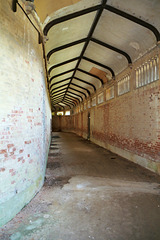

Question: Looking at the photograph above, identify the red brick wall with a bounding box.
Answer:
[90,83,160,162]
[54,47,160,174]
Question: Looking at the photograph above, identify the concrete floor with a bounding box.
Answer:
[1,132,160,240]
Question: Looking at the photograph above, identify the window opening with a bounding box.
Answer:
[57,111,64,116]
[118,74,130,96]
[65,111,70,116]
[98,92,104,104]
[106,86,114,101]
[135,55,159,88]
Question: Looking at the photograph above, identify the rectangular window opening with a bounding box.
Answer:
[118,74,130,96]
[106,86,114,101]
[92,97,96,107]
[135,55,159,88]
[57,111,64,116]
[65,111,70,116]
[98,93,104,104]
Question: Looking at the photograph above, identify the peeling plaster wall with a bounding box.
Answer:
[53,47,160,175]
[0,0,51,226]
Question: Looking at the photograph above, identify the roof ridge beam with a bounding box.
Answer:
[63,0,107,100]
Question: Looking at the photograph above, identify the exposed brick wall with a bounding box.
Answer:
[0,0,51,226]
[90,82,160,162]
[54,47,160,175]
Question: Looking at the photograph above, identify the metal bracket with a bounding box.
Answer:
[12,0,18,12]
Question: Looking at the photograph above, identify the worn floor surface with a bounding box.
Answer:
[1,132,160,240]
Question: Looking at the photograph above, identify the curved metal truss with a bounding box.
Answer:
[43,0,160,110]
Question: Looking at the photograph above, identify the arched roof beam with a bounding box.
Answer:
[63,100,75,107]
[48,57,80,75]
[50,69,74,82]
[67,93,81,103]
[51,87,68,95]
[57,103,65,110]
[51,93,66,100]
[91,38,132,64]
[49,56,114,78]
[50,83,69,92]
[69,87,87,99]
[51,97,65,103]
[52,95,63,101]
[82,56,115,78]
[105,5,160,42]
[50,77,71,89]
[47,38,87,61]
[63,98,76,106]
[65,95,79,104]
[61,102,71,109]
[71,83,91,96]
[51,95,63,101]
[67,91,83,101]
[52,99,62,105]
[43,5,102,36]
[51,90,66,98]
[77,68,104,85]
[73,77,96,92]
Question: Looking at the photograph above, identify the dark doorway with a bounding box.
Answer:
[88,112,90,140]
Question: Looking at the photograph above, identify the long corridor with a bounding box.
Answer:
[1,132,160,240]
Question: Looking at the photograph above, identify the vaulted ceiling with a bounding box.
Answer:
[38,0,160,111]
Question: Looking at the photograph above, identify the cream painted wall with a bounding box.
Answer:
[0,0,51,226]
[35,0,81,22]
